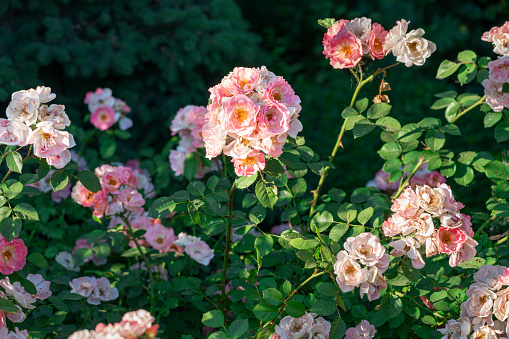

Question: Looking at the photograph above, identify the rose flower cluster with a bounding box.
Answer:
[84,88,132,131]
[482,22,509,112]
[322,17,436,69]
[70,276,118,305]
[383,183,477,268]
[334,232,390,301]
[367,163,446,193]
[345,320,376,339]
[169,105,218,178]
[0,86,75,168]
[68,309,158,339]
[203,66,303,177]
[0,274,51,328]
[440,265,509,338]
[272,312,331,339]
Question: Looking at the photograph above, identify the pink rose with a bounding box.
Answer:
[6,89,40,126]
[0,119,30,146]
[374,170,400,191]
[87,277,118,305]
[500,268,509,286]
[118,187,145,213]
[90,106,116,131]
[232,150,266,177]
[344,232,386,267]
[27,121,75,158]
[345,320,376,339]
[0,237,27,275]
[222,94,259,137]
[488,56,509,82]
[185,240,214,266]
[145,225,183,254]
[258,102,291,136]
[436,226,467,254]
[101,170,122,193]
[26,273,52,300]
[369,23,389,59]
[263,76,299,109]
[0,277,36,309]
[323,25,363,69]
[85,88,115,112]
[46,149,72,169]
[482,22,509,55]
[223,67,260,95]
[70,276,97,298]
[169,150,186,176]
[483,79,509,112]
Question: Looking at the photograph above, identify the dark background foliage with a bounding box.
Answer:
[0,0,507,212]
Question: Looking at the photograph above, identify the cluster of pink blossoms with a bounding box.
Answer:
[169,105,218,178]
[71,163,155,218]
[0,86,75,168]
[84,88,132,131]
[367,163,446,192]
[70,276,118,305]
[68,309,158,339]
[481,23,509,112]
[345,320,376,339]
[383,183,477,268]
[333,232,390,301]
[322,18,436,69]
[271,312,331,339]
[203,66,303,177]
[440,265,509,338]
[0,236,27,275]
[0,275,51,328]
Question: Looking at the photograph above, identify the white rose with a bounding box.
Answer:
[275,313,315,339]
[343,232,386,267]
[392,28,436,67]
[6,89,40,126]
[185,240,214,266]
[461,283,497,326]
[474,265,506,290]
[416,185,445,216]
[0,118,30,146]
[55,251,80,272]
[333,251,368,292]
[38,104,70,129]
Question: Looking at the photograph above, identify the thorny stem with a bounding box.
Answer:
[451,95,486,124]
[391,157,426,201]
[308,62,401,225]
[120,214,156,316]
[220,181,236,311]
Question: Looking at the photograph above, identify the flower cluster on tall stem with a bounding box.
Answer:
[84,88,132,131]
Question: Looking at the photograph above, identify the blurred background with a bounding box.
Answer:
[0,0,507,212]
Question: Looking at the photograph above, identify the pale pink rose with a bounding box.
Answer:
[323,26,363,69]
[373,170,400,191]
[0,119,30,146]
[423,171,446,188]
[440,211,472,234]
[91,191,109,218]
[346,17,372,54]
[389,236,425,269]
[118,187,145,213]
[274,313,316,339]
[415,185,445,216]
[403,212,434,237]
[382,213,407,237]
[232,150,266,177]
[38,104,70,129]
[36,86,56,104]
[0,237,27,275]
[223,137,257,160]
[344,232,386,267]
[170,105,207,135]
[101,170,122,194]
[482,22,509,55]
[6,305,25,323]
[27,121,75,158]
[438,317,471,338]
[6,89,40,126]
[483,79,509,112]
[359,266,387,301]
[391,27,436,67]
[223,67,260,95]
[70,276,98,298]
[169,150,186,176]
[5,327,30,339]
[145,225,181,254]
[263,76,299,109]
[436,226,467,254]
[222,94,259,137]
[117,116,133,131]
[461,283,497,326]
[438,183,465,212]
[109,309,155,337]
[207,83,234,112]
[258,134,285,158]
[258,102,290,136]
[174,233,201,247]
[0,277,36,309]
[116,166,138,187]
[369,23,389,59]
[471,325,498,339]
[202,124,227,159]
[86,88,115,112]
[384,19,410,53]
[67,329,96,339]
[500,268,509,286]
[104,197,123,216]
[424,233,439,258]
[55,251,80,272]
[185,240,214,266]
[475,265,506,291]
[391,187,420,218]
[494,287,509,321]
[255,66,277,92]
[334,251,368,292]
[448,236,477,268]
[71,181,101,207]
[26,273,52,300]
[46,149,72,169]
[345,320,376,339]
[488,56,509,82]
[87,277,118,305]
[90,106,116,131]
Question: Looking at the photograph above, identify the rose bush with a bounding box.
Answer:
[0,14,508,339]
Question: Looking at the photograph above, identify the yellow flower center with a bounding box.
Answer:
[239,79,250,88]
[272,92,282,101]
[235,108,248,122]
[242,156,257,166]
[341,45,353,58]
[345,265,356,276]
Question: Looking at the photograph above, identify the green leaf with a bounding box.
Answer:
[458,63,477,85]
[457,50,477,64]
[100,138,117,158]
[289,238,319,250]
[425,130,446,152]
[367,103,392,119]
[329,316,346,339]
[253,303,278,321]
[28,252,48,268]
[72,247,92,266]
[148,197,176,219]
[249,205,266,224]
[255,234,273,257]
[318,18,336,28]
[356,98,369,113]
[310,298,337,316]
[384,158,402,173]
[255,181,277,209]
[484,113,502,128]
[358,207,374,225]
[442,124,462,136]
[77,170,101,192]
[454,165,474,186]
[184,153,199,181]
[229,318,249,339]
[263,288,283,306]
[13,203,39,220]
[328,188,346,202]
[329,223,349,242]
[445,101,461,122]
[337,203,357,222]
[0,217,22,241]
[236,174,257,189]
[187,181,206,196]
[207,176,219,192]
[50,170,69,191]
[264,159,285,177]
[353,119,375,138]
[381,294,403,319]
[495,121,509,143]
[341,107,359,119]
[430,97,455,110]
[398,123,422,142]
[202,310,224,328]
[6,151,23,173]
[0,298,19,313]
[436,60,460,79]
[376,117,401,132]
[485,161,509,180]
[286,300,306,318]
[378,143,402,160]
[310,210,333,233]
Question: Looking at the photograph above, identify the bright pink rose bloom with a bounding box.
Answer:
[145,225,182,254]
[91,191,109,218]
[499,268,509,285]
[488,56,509,82]
[263,76,299,108]
[0,118,30,146]
[436,226,467,254]
[223,67,260,95]
[118,187,145,213]
[0,237,27,275]
[258,102,291,136]
[71,181,102,207]
[369,23,389,59]
[101,170,122,193]
[207,83,234,112]
[232,150,266,177]
[46,149,72,169]
[90,106,116,131]
[222,94,259,137]
[26,274,52,300]
[323,21,363,69]
[117,166,139,187]
[27,121,75,158]
[483,79,509,112]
